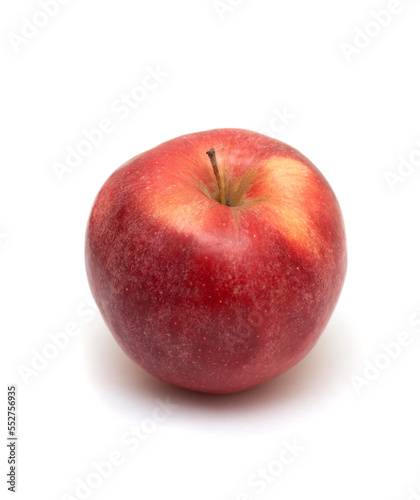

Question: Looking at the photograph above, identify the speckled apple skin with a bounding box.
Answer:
[85,129,347,394]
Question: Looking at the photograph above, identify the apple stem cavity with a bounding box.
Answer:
[206,148,228,207]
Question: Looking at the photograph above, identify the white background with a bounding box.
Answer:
[1,0,420,499]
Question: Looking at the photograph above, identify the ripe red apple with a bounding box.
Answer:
[85,128,347,394]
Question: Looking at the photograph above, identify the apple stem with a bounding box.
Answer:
[206,148,227,206]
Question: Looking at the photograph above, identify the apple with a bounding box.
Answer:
[85,128,347,394]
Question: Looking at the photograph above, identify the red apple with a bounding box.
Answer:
[85,128,347,394]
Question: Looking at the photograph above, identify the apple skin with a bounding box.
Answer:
[85,128,347,394]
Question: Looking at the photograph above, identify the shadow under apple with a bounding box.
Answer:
[83,311,358,432]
